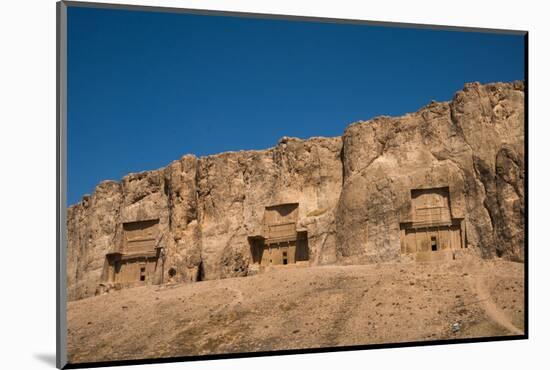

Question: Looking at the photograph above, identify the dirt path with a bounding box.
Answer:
[468,275,522,335]
[323,274,364,346]
[226,286,245,309]
[163,285,245,346]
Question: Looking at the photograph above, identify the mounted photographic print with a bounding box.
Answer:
[56,1,527,368]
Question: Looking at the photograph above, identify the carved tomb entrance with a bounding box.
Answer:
[249,203,309,267]
[399,187,465,259]
[105,219,161,284]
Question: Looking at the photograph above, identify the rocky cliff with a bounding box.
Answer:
[67,81,525,301]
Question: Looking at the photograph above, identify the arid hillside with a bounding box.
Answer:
[67,257,524,364]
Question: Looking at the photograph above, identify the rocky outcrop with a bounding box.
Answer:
[67,181,122,300]
[67,81,525,300]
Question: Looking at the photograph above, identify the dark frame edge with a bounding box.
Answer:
[57,1,68,369]
[63,334,528,369]
[62,0,527,35]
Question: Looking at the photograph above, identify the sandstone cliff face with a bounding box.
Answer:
[336,81,524,263]
[196,136,343,280]
[67,181,122,300]
[67,136,343,300]
[67,81,525,300]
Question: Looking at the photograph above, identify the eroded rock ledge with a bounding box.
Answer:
[67,81,525,300]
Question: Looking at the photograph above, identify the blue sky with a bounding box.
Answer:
[67,6,525,206]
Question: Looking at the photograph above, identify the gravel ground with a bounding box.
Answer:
[67,256,524,364]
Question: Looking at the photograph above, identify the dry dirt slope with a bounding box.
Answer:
[67,258,524,364]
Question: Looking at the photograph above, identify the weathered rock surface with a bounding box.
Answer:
[67,81,525,300]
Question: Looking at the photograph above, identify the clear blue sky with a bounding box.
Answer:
[67,6,525,206]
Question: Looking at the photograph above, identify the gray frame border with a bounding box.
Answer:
[63,0,527,35]
[57,1,68,368]
[56,1,528,369]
